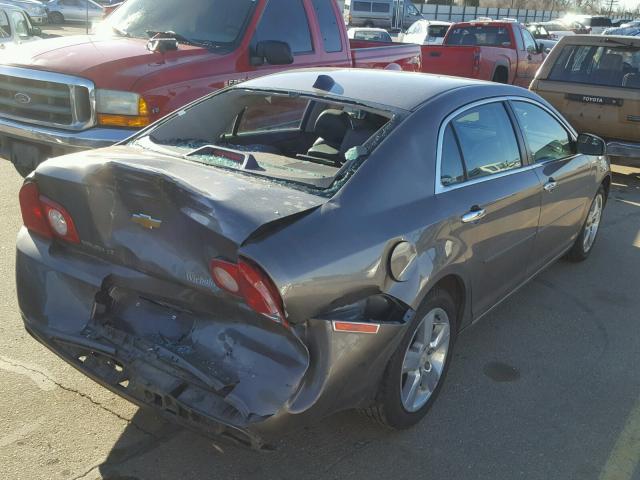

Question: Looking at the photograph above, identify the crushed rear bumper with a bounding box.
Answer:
[16,229,410,449]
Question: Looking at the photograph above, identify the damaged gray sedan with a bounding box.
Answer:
[16,69,611,449]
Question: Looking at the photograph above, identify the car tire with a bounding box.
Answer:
[49,11,64,24]
[363,288,458,429]
[567,186,606,262]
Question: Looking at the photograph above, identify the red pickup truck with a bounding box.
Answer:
[0,0,421,175]
[419,20,545,87]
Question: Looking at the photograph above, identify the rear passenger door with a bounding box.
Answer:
[510,100,594,272]
[436,101,542,317]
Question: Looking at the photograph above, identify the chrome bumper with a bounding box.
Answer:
[607,140,640,159]
[0,116,136,152]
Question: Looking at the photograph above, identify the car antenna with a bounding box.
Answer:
[313,74,336,92]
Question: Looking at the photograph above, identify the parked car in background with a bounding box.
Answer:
[16,68,610,449]
[0,3,42,46]
[526,23,558,52]
[420,20,545,87]
[344,0,422,29]
[537,21,578,40]
[604,21,640,37]
[0,0,422,176]
[401,19,451,45]
[531,34,640,160]
[347,27,392,42]
[573,15,613,34]
[46,0,105,24]
[2,0,46,23]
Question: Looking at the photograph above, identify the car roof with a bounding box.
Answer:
[557,34,640,46]
[238,68,527,112]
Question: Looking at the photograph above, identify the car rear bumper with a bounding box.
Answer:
[607,140,640,159]
[16,228,408,448]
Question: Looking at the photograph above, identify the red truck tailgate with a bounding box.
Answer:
[349,39,421,71]
[420,45,480,78]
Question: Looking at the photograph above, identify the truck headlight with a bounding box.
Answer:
[95,89,150,128]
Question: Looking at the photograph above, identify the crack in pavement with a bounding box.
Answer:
[0,355,158,439]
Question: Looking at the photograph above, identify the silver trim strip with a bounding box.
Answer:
[0,65,96,131]
[434,96,578,195]
[0,115,135,150]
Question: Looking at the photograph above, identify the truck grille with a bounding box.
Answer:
[0,66,95,130]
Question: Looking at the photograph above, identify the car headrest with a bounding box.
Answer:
[599,53,623,71]
[314,109,352,148]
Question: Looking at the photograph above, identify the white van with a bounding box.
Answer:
[344,0,423,30]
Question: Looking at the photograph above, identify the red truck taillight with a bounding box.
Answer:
[19,182,80,244]
[210,258,287,325]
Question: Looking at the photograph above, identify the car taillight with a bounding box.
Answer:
[19,182,80,244]
[210,258,287,325]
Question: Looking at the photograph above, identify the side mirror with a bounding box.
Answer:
[251,40,293,66]
[577,133,606,156]
[536,43,544,54]
[31,26,42,36]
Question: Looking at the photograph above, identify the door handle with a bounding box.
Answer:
[461,207,486,224]
[543,179,558,193]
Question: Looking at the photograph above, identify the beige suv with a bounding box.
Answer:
[530,34,640,159]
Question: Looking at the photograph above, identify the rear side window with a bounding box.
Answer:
[446,25,512,47]
[548,44,640,88]
[371,2,389,13]
[440,126,465,187]
[311,0,342,53]
[252,0,313,54]
[353,1,370,12]
[511,101,575,163]
[591,17,612,27]
[450,103,522,181]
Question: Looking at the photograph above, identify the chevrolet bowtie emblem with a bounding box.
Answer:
[131,213,162,230]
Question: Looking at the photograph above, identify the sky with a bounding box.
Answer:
[618,0,639,12]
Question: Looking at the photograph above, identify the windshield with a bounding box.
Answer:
[105,0,256,47]
[427,25,449,38]
[134,89,394,196]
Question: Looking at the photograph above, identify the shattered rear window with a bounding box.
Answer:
[134,89,396,197]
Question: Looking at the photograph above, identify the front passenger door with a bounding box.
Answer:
[510,100,594,273]
[437,101,542,317]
